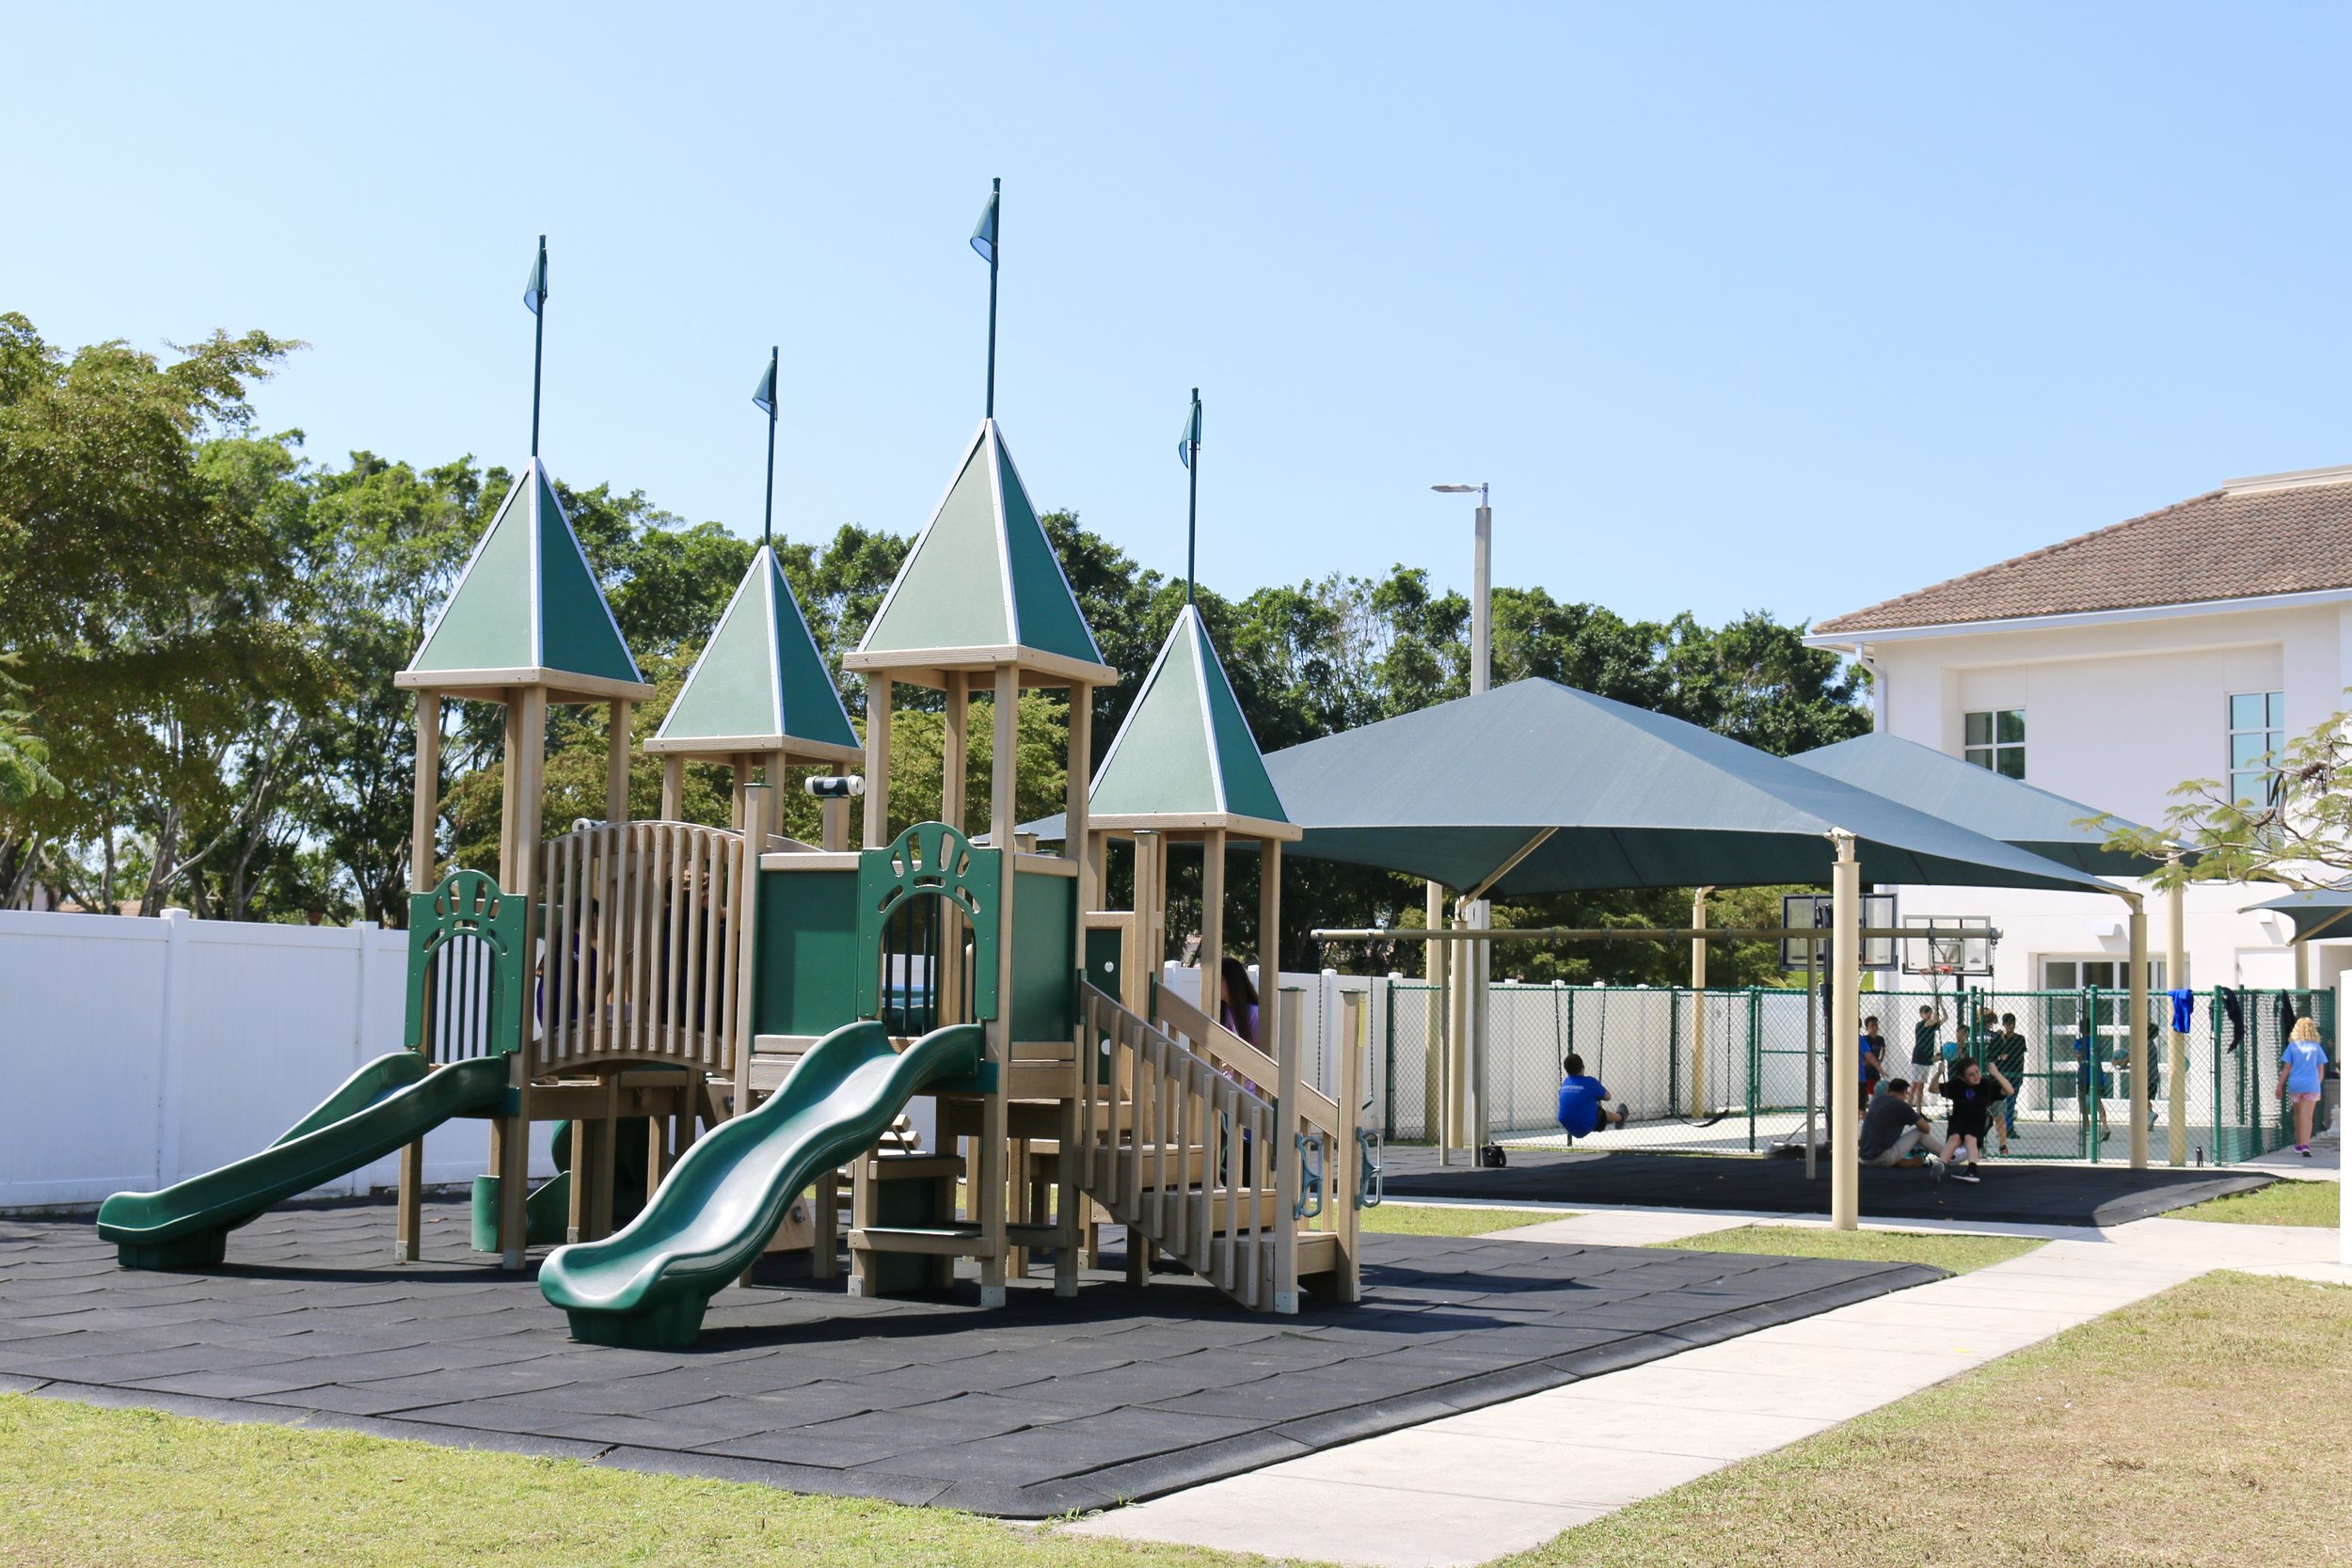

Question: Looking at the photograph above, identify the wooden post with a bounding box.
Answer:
[2127,895,2150,1170]
[660,755,683,822]
[2166,855,2187,1165]
[941,671,967,832]
[980,664,1018,1307]
[730,757,752,834]
[1829,832,1860,1231]
[606,700,632,823]
[1056,684,1091,1299]
[820,796,848,851]
[1200,832,1226,1028]
[501,685,548,1267]
[767,749,789,846]
[398,689,441,1261]
[1426,879,1448,1162]
[1273,970,1303,1313]
[1335,985,1363,1304]
[863,676,893,850]
[1690,886,1710,1116]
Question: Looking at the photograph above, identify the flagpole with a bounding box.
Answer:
[530,234,547,459]
[1185,388,1200,606]
[984,177,1000,420]
[761,344,778,551]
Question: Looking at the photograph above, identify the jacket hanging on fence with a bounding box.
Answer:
[2280,991,2300,1040]
[2220,988,2245,1053]
[2169,989,2195,1035]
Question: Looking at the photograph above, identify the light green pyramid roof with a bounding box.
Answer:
[1089,603,1295,836]
[403,457,648,699]
[847,420,1110,682]
[646,545,861,763]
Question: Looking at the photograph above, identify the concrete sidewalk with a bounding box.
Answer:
[1069,1208,2344,1568]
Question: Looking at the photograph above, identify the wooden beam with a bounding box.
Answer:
[398,689,441,1262]
[941,670,966,832]
[863,675,892,850]
[981,664,1019,1306]
[1200,831,1226,1029]
[660,754,683,822]
[605,700,632,823]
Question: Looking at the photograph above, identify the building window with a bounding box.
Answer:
[2228,691,2285,808]
[1963,708,2026,779]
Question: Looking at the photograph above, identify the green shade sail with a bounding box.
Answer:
[1790,731,2168,876]
[1089,603,1291,832]
[1254,680,2119,896]
[405,458,644,693]
[2241,888,2352,942]
[852,420,1105,672]
[650,545,860,760]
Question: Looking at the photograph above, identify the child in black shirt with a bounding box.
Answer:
[1929,1057,2011,1182]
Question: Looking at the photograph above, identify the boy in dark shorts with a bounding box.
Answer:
[1556,1053,1630,1143]
[1985,1013,2027,1154]
[1928,1056,2011,1181]
[1907,1002,1947,1107]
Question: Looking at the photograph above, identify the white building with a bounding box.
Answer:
[1806,461,2352,999]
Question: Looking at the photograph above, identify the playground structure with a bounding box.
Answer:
[98,354,1362,1345]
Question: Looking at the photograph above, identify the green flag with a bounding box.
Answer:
[1178,391,1202,468]
[970,188,998,263]
[752,356,776,416]
[522,237,548,316]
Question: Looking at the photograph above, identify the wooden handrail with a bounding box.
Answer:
[1152,985,1342,1137]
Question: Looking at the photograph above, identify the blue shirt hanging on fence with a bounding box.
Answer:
[1557,1074,1612,1137]
[2169,989,2195,1034]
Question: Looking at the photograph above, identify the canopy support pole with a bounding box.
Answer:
[1426,880,1450,1165]
[2167,853,2187,1166]
[2125,892,2149,1170]
[1829,832,1860,1231]
[1690,887,1711,1117]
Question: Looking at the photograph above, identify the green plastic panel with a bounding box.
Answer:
[856,823,1001,1022]
[861,436,1010,653]
[1200,623,1287,821]
[411,472,535,673]
[535,473,640,685]
[753,865,863,1038]
[996,437,1102,666]
[1009,868,1077,1042]
[1090,619,1218,816]
[405,869,526,1060]
[1083,924,1123,1001]
[664,554,787,740]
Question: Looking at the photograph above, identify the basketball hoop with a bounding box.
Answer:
[1899,916,1994,980]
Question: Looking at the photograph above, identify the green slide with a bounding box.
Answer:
[540,1019,982,1349]
[97,1053,510,1270]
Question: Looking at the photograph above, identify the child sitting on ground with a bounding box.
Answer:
[1927,1054,2011,1183]
[1557,1053,1630,1143]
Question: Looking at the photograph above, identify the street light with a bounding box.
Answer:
[1430,483,1494,1162]
[1430,483,1491,695]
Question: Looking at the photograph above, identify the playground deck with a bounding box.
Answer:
[0,1197,1933,1518]
[1384,1147,2270,1227]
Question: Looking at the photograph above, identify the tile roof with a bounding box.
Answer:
[1812,464,2352,636]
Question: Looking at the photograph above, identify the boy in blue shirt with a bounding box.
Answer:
[2279,1018,2332,1156]
[1557,1053,1630,1142]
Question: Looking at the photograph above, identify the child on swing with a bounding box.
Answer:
[1927,1051,2012,1182]
[1557,1053,1630,1144]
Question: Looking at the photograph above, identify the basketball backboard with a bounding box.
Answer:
[1779,892,1896,970]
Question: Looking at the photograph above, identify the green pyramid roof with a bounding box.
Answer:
[845,420,1112,684]
[646,545,862,763]
[402,458,650,701]
[1089,603,1295,837]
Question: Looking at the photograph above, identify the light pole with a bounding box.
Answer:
[1432,483,1492,1157]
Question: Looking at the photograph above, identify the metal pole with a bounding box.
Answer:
[2167,852,2187,1164]
[1428,879,1450,1164]
[1691,887,1710,1116]
[1470,905,1490,1155]
[529,234,547,458]
[983,177,1000,420]
[1185,388,1200,604]
[1830,833,1861,1229]
[1470,487,1491,696]
[1804,939,1819,1180]
[761,344,778,550]
[2127,894,2150,1170]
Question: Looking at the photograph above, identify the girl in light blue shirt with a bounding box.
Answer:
[2278,1017,2331,1156]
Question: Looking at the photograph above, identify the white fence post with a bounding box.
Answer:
[1319,968,1339,1099]
[152,908,192,1188]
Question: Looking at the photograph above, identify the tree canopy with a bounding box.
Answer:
[0,314,1867,981]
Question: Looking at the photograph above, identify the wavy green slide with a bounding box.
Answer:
[97,1053,510,1270]
[540,1020,982,1349]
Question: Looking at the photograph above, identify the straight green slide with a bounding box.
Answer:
[539,1019,982,1349]
[97,1053,510,1270]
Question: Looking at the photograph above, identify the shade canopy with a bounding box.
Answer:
[1790,731,2166,876]
[843,419,1113,687]
[645,545,861,765]
[2241,888,2352,942]
[398,457,652,704]
[1250,680,2116,896]
[1089,603,1295,839]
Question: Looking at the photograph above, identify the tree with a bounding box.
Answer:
[2099,704,2352,892]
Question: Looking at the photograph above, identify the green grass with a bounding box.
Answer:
[1658,1223,2043,1275]
[1506,1272,2352,1568]
[2176,1177,2341,1227]
[0,1395,1295,1568]
[1358,1203,1571,1237]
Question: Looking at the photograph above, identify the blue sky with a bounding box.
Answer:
[8,4,2347,630]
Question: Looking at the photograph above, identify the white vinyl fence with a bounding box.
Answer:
[0,909,554,1212]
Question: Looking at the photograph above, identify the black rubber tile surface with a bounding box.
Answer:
[0,1196,1935,1517]
[1382,1146,2271,1225]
